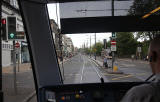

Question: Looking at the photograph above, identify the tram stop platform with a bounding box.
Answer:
[90,56,124,74]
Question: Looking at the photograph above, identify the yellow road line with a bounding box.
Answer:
[135,73,146,76]
[112,74,133,80]
[102,73,125,76]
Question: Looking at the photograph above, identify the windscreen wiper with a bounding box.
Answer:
[145,74,155,81]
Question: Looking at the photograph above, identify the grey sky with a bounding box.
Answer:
[66,33,111,48]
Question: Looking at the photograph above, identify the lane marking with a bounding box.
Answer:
[80,55,85,83]
[89,58,109,82]
[89,59,102,79]
[112,74,133,80]
[102,73,126,76]
[65,74,81,76]
[134,73,146,76]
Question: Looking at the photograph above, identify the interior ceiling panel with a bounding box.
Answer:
[47,0,160,33]
[47,0,133,3]
[60,16,160,34]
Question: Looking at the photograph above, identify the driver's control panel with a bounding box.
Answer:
[45,89,114,102]
[41,82,147,102]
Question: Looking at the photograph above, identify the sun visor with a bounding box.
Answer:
[59,0,160,34]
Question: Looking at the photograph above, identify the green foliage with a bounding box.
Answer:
[84,48,90,54]
[92,42,103,56]
[128,0,160,16]
[128,0,160,41]
[116,32,138,57]
[107,40,111,48]
[141,40,150,57]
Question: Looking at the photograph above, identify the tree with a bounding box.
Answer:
[128,0,160,41]
[92,42,103,56]
[116,32,138,57]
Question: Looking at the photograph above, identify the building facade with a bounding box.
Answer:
[2,0,30,67]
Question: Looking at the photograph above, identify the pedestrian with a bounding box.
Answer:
[121,36,160,102]
[103,56,108,68]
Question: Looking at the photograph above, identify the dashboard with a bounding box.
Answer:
[41,82,148,102]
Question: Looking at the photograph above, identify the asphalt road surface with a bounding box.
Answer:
[61,54,108,84]
[60,54,152,83]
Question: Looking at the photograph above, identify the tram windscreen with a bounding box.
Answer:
[47,0,159,84]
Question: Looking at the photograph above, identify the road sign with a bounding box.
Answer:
[111,40,116,45]
[15,42,20,48]
[137,47,141,52]
[111,45,116,51]
[112,32,116,38]
[16,31,25,40]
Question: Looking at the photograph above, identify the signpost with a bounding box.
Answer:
[137,47,142,59]
[111,39,116,70]
[111,40,117,52]
[15,42,20,72]
[111,46,116,51]
[15,42,20,48]
[13,41,17,94]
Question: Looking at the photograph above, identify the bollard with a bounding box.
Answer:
[113,65,118,72]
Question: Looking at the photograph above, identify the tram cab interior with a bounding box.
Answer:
[14,0,160,102]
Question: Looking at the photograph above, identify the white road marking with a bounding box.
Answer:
[80,55,85,83]
[89,59,102,79]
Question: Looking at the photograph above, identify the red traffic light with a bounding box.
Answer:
[1,19,6,24]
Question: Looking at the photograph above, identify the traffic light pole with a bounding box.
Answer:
[13,40,17,94]
[111,0,115,71]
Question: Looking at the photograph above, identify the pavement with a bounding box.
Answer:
[2,63,37,102]
[2,56,72,102]
[90,56,151,82]
[90,56,123,74]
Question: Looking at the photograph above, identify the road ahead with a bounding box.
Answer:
[61,54,108,84]
[60,54,152,84]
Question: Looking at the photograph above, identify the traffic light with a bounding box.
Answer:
[1,18,7,40]
[7,16,16,40]
[112,32,116,38]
